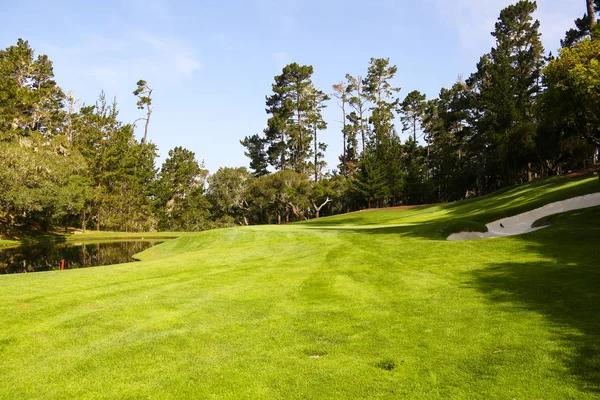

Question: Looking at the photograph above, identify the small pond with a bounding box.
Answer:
[0,240,163,274]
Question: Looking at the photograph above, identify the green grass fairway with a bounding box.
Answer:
[1,176,599,399]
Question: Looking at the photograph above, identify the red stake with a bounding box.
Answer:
[61,260,65,271]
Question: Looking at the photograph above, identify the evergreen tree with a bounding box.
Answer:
[468,0,544,189]
[345,73,369,154]
[424,82,475,201]
[562,0,600,48]
[156,146,210,231]
[400,90,427,154]
[264,63,316,173]
[352,150,389,208]
[379,135,405,205]
[401,138,430,205]
[73,93,157,232]
[240,134,269,177]
[363,58,400,143]
[0,39,65,141]
[343,111,360,177]
[307,86,329,182]
[133,79,153,144]
[332,81,352,177]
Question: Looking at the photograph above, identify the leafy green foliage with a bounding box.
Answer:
[156,147,211,231]
[207,167,253,225]
[0,38,65,141]
[0,139,88,233]
[543,38,600,147]
[3,0,600,237]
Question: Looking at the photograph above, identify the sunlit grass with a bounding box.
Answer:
[0,175,599,398]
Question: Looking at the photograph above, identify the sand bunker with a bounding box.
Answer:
[447,192,600,241]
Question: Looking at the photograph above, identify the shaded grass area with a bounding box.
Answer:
[0,175,599,398]
[305,175,600,239]
[471,206,600,395]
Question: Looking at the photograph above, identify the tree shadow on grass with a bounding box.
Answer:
[304,176,600,240]
[472,260,600,393]
[301,221,449,241]
[469,207,600,392]
[437,176,600,223]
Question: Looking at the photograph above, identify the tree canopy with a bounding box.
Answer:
[1,0,599,236]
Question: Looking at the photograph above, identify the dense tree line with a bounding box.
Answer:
[244,0,600,209]
[0,0,599,236]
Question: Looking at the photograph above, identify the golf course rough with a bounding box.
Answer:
[0,175,599,399]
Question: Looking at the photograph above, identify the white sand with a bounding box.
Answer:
[447,192,600,241]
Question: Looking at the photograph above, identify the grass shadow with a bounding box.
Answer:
[469,206,600,392]
[304,175,600,239]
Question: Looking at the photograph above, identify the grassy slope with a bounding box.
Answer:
[0,176,599,399]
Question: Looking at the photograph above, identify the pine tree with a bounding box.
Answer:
[345,74,369,154]
[400,90,427,155]
[265,63,313,173]
[469,0,544,188]
[0,39,65,140]
[363,58,400,144]
[352,150,389,208]
[133,80,153,144]
[332,81,351,176]
[156,146,210,231]
[263,63,326,175]
[307,86,329,182]
[240,134,269,177]
[562,0,600,48]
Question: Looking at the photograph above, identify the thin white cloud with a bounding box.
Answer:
[430,0,517,52]
[175,54,202,79]
[429,0,583,54]
[273,52,292,71]
[42,29,201,84]
[137,31,202,80]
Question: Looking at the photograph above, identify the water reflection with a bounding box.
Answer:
[0,241,162,274]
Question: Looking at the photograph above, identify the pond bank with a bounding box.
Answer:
[0,231,185,248]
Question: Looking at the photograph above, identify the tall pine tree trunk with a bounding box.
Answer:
[588,0,596,26]
[342,102,347,177]
[280,131,285,168]
[413,117,417,144]
[314,125,318,182]
[143,113,150,145]
[360,106,366,154]
[297,92,304,174]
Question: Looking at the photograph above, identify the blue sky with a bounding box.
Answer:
[0,0,583,173]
